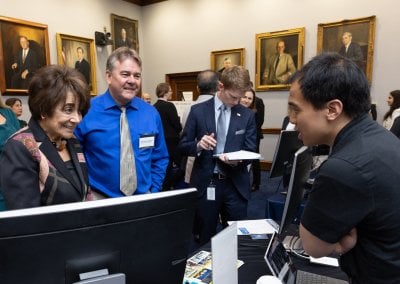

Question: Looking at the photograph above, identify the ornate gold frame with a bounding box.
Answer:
[210,48,245,72]
[255,27,305,91]
[0,16,50,95]
[56,33,97,95]
[317,15,376,83]
[111,13,139,52]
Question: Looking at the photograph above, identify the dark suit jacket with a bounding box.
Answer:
[0,119,89,209]
[154,99,183,165]
[255,97,265,140]
[11,48,40,88]
[75,58,91,84]
[115,38,133,49]
[179,98,256,200]
[153,99,182,139]
[339,42,364,67]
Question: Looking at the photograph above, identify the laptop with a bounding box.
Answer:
[264,232,348,284]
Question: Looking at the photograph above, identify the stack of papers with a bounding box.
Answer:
[213,150,262,160]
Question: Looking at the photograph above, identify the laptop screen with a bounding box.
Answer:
[264,232,297,284]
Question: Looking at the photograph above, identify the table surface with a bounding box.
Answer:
[195,234,348,284]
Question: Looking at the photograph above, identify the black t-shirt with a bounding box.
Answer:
[301,115,400,283]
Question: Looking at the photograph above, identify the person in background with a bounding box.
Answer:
[218,56,233,73]
[5,97,28,128]
[338,32,364,70]
[0,94,20,154]
[11,36,40,89]
[141,92,152,104]
[0,65,91,210]
[75,47,169,198]
[153,83,183,190]
[0,93,20,211]
[181,70,219,187]
[115,28,133,49]
[179,66,256,245]
[262,40,296,85]
[288,52,400,283]
[240,88,264,191]
[75,47,91,86]
[382,90,400,130]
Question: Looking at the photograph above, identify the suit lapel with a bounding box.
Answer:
[68,140,87,197]
[205,99,217,135]
[30,120,82,193]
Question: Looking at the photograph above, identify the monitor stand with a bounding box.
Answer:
[74,272,125,284]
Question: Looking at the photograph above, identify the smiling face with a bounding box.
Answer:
[39,92,82,142]
[387,94,394,106]
[106,58,142,106]
[240,90,254,108]
[288,81,332,146]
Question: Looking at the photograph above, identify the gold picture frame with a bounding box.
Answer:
[255,27,305,91]
[210,48,245,73]
[317,15,376,84]
[111,13,139,52]
[0,16,50,95]
[56,33,97,95]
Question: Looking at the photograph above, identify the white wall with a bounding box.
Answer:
[2,0,400,161]
[2,0,142,119]
[140,0,400,160]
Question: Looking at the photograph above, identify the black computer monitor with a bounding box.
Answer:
[0,188,197,284]
[269,130,303,181]
[278,146,312,240]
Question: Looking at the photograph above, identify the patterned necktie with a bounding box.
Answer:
[216,104,227,154]
[120,106,137,195]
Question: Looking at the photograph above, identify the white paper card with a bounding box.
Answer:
[207,186,215,201]
[229,219,278,235]
[213,150,262,160]
[212,222,238,284]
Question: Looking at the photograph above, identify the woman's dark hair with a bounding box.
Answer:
[28,65,90,120]
[247,88,256,110]
[5,98,22,108]
[155,82,170,98]
[383,90,400,120]
[289,53,370,119]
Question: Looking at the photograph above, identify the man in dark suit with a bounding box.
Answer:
[179,66,257,245]
[11,36,40,89]
[338,32,364,70]
[115,28,133,49]
[75,47,91,86]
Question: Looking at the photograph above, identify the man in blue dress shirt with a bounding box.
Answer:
[75,47,168,197]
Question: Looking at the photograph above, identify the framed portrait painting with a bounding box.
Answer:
[56,33,97,95]
[255,27,305,91]
[111,13,139,52]
[317,15,376,83]
[210,48,245,73]
[0,16,50,95]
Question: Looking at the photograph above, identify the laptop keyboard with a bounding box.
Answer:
[296,270,348,284]
[271,243,288,271]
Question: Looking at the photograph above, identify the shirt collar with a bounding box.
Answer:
[102,89,139,111]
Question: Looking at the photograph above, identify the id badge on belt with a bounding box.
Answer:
[207,180,216,201]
